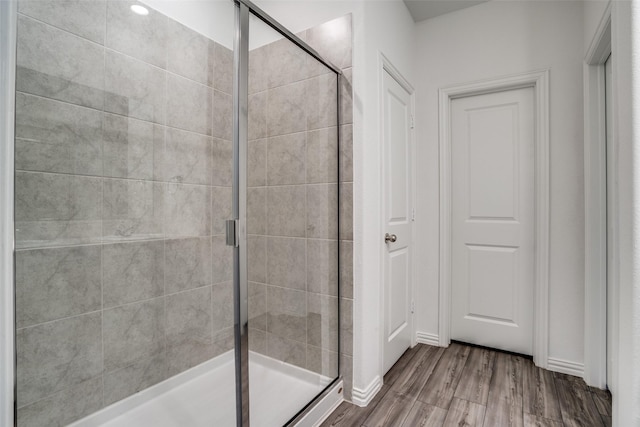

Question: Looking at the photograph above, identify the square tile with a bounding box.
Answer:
[15,92,103,176]
[16,245,101,328]
[103,240,164,307]
[16,15,105,109]
[106,0,168,68]
[16,313,102,407]
[103,297,165,371]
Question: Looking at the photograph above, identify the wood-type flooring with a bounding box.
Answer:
[321,343,612,427]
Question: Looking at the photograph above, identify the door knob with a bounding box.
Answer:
[385,233,397,243]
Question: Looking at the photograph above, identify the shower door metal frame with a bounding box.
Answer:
[231,1,343,425]
[0,0,17,425]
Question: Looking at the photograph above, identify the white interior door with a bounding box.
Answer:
[382,69,413,374]
[450,87,535,355]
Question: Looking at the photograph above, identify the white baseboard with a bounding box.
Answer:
[416,331,440,347]
[547,357,585,378]
[351,375,382,407]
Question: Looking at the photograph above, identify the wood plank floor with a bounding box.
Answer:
[322,344,612,427]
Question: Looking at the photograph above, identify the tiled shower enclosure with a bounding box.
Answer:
[11,1,353,426]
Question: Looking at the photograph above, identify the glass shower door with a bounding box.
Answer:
[243,10,341,427]
[13,1,237,425]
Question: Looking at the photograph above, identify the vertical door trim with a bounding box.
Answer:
[378,52,416,378]
[583,2,612,389]
[0,0,16,425]
[438,70,550,368]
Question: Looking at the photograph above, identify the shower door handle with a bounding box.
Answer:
[385,233,397,243]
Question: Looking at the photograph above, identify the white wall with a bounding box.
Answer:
[253,0,416,403]
[141,0,235,47]
[414,1,586,367]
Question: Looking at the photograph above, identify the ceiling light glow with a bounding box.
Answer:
[131,4,149,15]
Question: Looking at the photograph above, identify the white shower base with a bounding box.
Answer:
[70,351,342,427]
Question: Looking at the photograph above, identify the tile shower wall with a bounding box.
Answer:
[246,15,354,400]
[13,2,234,425]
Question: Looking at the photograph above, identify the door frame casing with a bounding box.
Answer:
[378,52,417,378]
[438,70,550,368]
[583,2,612,390]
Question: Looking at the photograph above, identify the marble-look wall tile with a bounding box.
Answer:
[266,37,308,89]
[267,132,306,185]
[103,298,165,371]
[16,312,102,407]
[213,42,233,94]
[267,186,306,237]
[212,327,234,358]
[340,183,353,240]
[267,81,306,137]
[15,92,103,176]
[103,179,164,241]
[18,0,107,44]
[306,345,338,378]
[248,139,267,187]
[167,19,212,86]
[166,287,213,375]
[248,91,267,140]
[212,281,233,332]
[159,128,212,185]
[306,239,338,297]
[212,236,233,283]
[341,354,353,400]
[340,68,353,125]
[340,298,353,357]
[249,282,266,331]
[306,15,352,70]
[16,245,101,329]
[268,285,307,315]
[340,241,354,299]
[15,171,102,248]
[103,240,164,308]
[16,15,105,109]
[104,50,166,124]
[306,184,338,239]
[212,90,232,140]
[306,73,338,131]
[167,74,213,136]
[247,187,266,235]
[248,46,269,95]
[267,311,306,344]
[267,237,306,290]
[165,237,212,294]
[106,0,167,69]
[17,377,103,427]
[166,286,212,346]
[211,138,232,187]
[267,333,306,369]
[212,186,232,236]
[307,293,339,352]
[166,339,213,378]
[103,113,162,180]
[164,183,211,237]
[306,127,338,184]
[340,124,353,182]
[103,353,168,406]
[248,235,267,284]
[249,328,267,354]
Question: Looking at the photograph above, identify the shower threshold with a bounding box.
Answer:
[68,351,342,427]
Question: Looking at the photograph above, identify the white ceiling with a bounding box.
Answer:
[403,0,489,22]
